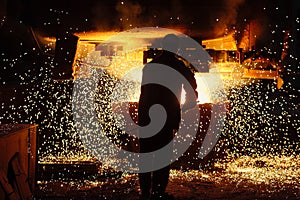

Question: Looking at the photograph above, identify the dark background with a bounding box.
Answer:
[0,0,297,39]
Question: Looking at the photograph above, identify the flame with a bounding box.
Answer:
[75,31,119,42]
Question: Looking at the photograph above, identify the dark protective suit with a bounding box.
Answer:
[138,50,198,197]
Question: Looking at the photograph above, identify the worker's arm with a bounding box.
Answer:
[182,67,198,112]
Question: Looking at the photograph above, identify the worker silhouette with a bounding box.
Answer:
[138,34,198,200]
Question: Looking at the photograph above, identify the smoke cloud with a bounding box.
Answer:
[115,1,142,30]
[213,0,245,36]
